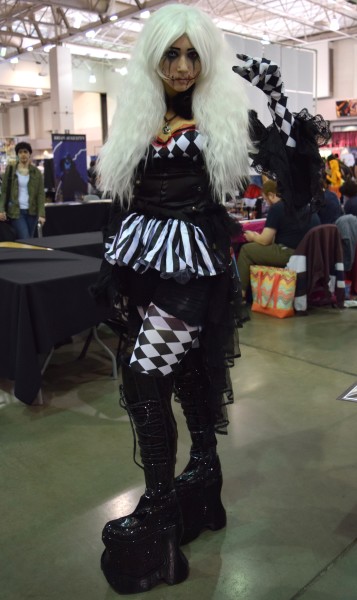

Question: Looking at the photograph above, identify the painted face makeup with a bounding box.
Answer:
[159,34,201,95]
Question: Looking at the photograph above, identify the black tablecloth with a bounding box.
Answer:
[18,232,105,259]
[43,200,111,236]
[0,248,109,405]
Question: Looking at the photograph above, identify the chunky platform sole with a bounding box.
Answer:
[176,476,227,545]
[101,525,189,594]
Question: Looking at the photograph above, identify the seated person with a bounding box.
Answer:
[318,178,343,224]
[237,179,321,303]
[340,180,357,217]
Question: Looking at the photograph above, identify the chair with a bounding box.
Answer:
[286,224,345,313]
[345,243,357,297]
[78,305,129,379]
[335,214,357,272]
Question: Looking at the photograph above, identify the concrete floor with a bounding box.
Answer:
[1,305,357,600]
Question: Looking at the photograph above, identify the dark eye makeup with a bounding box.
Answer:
[187,50,200,61]
[163,47,200,62]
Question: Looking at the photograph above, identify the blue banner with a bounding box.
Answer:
[52,134,88,202]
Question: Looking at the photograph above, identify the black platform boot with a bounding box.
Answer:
[101,362,189,594]
[174,348,227,544]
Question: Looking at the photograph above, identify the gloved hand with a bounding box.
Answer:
[232,54,283,97]
[233,53,296,148]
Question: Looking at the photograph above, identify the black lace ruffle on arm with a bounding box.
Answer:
[250,108,331,211]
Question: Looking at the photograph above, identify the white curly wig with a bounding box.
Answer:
[98,3,251,205]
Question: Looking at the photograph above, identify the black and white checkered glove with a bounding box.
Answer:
[233,54,296,148]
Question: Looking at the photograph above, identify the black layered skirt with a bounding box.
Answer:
[95,163,244,433]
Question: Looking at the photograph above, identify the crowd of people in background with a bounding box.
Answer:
[320,152,357,220]
[235,148,357,226]
[231,147,357,306]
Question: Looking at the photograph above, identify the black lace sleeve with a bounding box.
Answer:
[235,56,331,212]
[250,108,331,212]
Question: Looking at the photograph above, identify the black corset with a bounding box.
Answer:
[132,158,216,218]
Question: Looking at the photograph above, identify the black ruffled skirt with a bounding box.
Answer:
[93,204,243,434]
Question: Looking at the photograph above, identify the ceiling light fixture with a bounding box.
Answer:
[10,56,19,64]
[73,15,82,28]
[140,10,151,19]
[115,66,128,76]
[89,73,96,83]
[109,15,118,22]
[27,46,34,52]
[329,18,340,31]
[13,93,20,102]
[35,88,43,96]
[261,34,271,45]
[86,30,96,39]
[0,47,6,57]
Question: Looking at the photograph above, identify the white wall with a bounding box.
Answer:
[0,56,128,156]
[73,91,102,157]
[314,39,357,131]
[331,39,357,99]
[0,112,9,137]
[8,106,26,136]
[225,34,315,126]
[307,41,331,99]
[0,60,51,93]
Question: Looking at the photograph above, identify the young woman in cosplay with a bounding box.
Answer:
[94,4,330,594]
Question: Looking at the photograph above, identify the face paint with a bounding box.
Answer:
[159,35,201,95]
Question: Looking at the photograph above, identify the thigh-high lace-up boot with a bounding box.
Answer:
[101,361,188,594]
[174,348,226,544]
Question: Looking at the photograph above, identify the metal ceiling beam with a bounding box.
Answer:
[50,0,110,12]
[0,33,23,48]
[1,0,356,62]
[0,0,167,58]
[0,2,44,26]
[307,0,357,22]
[230,0,357,41]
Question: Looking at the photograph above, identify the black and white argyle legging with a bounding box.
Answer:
[129,303,200,377]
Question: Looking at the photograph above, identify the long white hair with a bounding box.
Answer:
[98,4,251,205]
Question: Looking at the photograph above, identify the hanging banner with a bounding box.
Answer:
[52,134,88,202]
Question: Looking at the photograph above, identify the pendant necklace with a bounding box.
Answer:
[162,114,177,134]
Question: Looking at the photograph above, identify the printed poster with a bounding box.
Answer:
[52,134,88,202]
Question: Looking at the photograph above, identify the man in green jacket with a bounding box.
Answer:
[0,141,46,239]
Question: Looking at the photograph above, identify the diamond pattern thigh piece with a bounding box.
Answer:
[129,303,200,377]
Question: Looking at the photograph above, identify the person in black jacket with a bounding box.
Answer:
[318,178,343,224]
[341,180,357,217]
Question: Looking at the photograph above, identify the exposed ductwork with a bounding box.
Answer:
[51,0,110,13]
[0,33,22,48]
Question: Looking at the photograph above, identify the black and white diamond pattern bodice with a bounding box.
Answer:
[104,125,229,283]
[150,125,203,161]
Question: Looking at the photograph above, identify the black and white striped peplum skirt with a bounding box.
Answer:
[105,212,226,284]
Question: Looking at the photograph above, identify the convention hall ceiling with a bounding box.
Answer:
[0,0,357,106]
